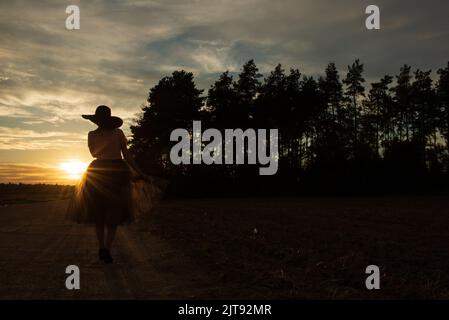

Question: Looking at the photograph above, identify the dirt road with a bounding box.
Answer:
[0,200,212,299]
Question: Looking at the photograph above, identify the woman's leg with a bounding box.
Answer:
[105,224,118,250]
[95,223,105,249]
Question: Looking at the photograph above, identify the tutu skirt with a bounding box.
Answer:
[66,159,166,225]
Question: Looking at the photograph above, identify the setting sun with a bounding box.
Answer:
[59,160,88,180]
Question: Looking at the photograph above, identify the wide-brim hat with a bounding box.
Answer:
[82,105,123,129]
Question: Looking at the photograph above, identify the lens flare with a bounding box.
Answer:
[59,160,88,180]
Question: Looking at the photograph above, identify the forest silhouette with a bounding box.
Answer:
[130,59,449,196]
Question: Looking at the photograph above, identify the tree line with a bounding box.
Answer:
[130,59,449,195]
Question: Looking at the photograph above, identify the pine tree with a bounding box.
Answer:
[363,75,393,155]
[437,62,449,154]
[393,65,412,142]
[130,70,204,175]
[319,62,344,122]
[343,59,365,153]
[233,59,262,128]
[411,69,436,147]
[206,71,237,129]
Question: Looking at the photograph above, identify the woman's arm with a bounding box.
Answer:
[123,148,145,177]
[87,132,97,157]
[119,130,145,178]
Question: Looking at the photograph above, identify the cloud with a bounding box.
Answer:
[0,163,68,184]
[0,0,448,182]
[0,126,85,150]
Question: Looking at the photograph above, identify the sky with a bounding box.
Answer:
[0,0,448,183]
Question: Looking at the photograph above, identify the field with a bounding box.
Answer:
[1,186,449,299]
[146,196,449,299]
[0,184,74,205]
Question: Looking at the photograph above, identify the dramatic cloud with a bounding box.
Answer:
[0,0,448,182]
[0,126,85,150]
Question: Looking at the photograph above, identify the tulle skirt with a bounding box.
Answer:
[66,159,166,225]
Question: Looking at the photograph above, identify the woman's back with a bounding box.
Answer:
[88,128,127,160]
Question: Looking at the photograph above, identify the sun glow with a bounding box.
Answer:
[59,160,88,180]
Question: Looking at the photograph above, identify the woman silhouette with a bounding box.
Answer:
[69,105,147,263]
